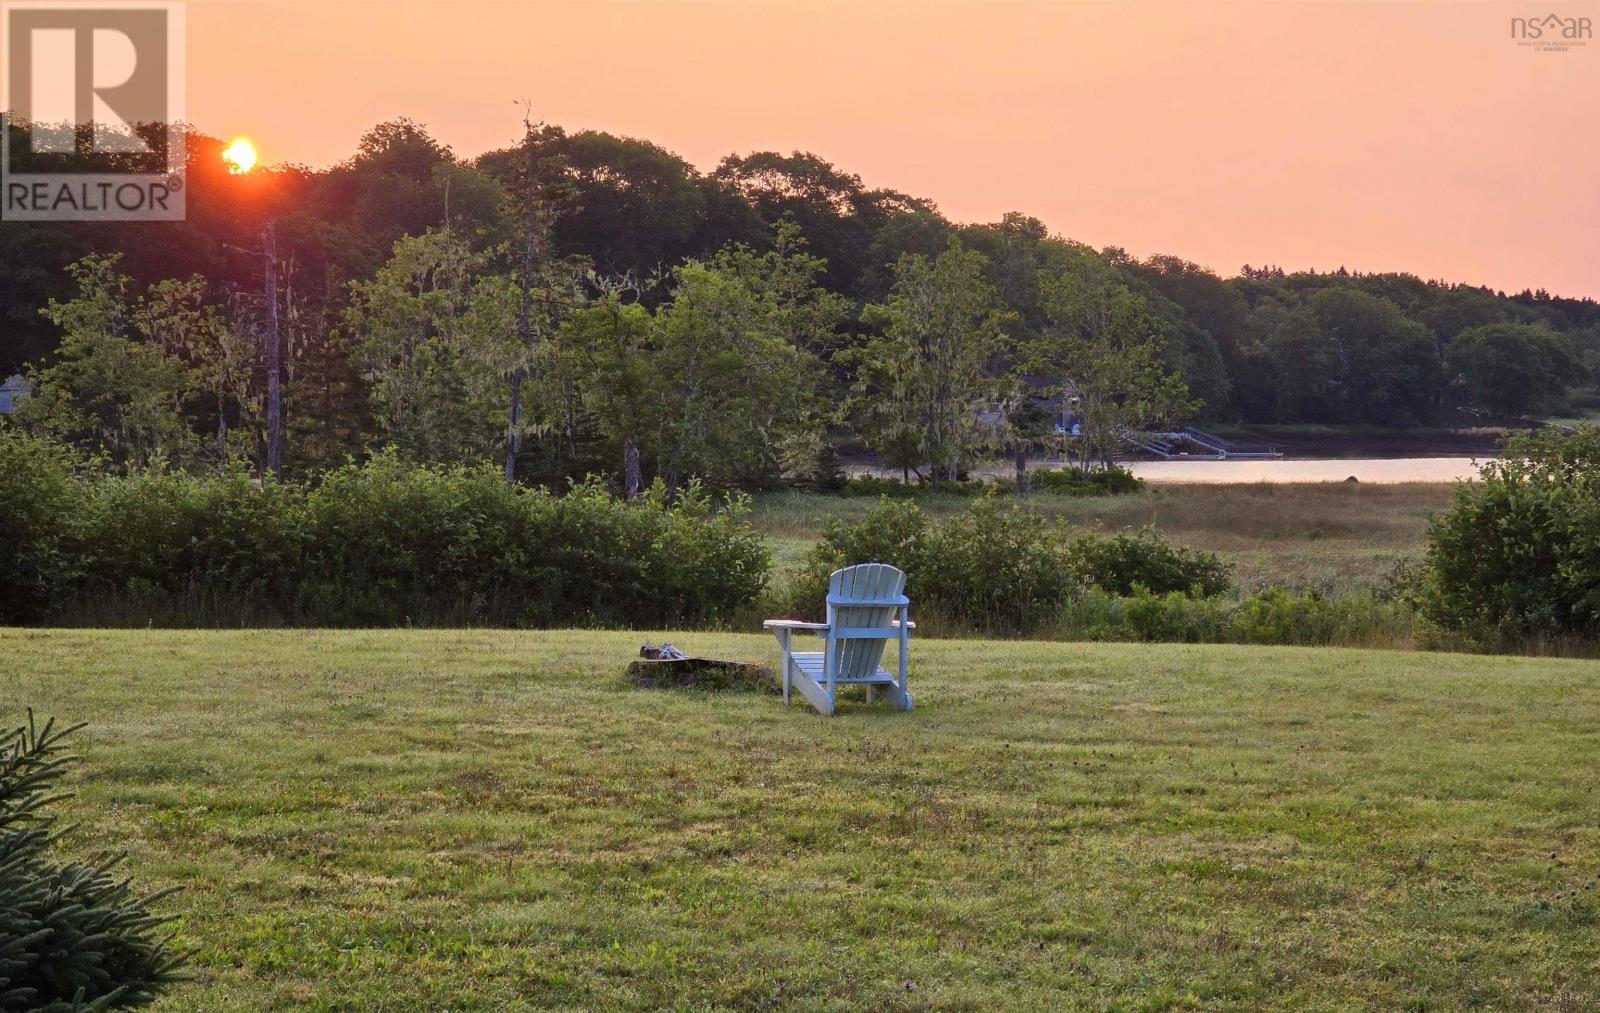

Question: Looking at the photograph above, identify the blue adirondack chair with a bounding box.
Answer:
[763,562,913,716]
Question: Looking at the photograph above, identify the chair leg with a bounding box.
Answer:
[777,630,793,706]
[881,680,913,712]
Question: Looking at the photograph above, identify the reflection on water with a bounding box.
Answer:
[1125,457,1485,484]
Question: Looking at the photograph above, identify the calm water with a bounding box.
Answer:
[1126,457,1485,484]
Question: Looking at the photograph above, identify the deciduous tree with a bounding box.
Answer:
[1032,252,1194,470]
[855,240,1012,487]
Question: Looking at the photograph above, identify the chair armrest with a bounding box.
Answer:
[763,619,830,631]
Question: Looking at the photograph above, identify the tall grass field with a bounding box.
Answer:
[753,482,1453,594]
[9,628,1600,1009]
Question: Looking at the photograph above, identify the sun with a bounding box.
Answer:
[221,138,258,175]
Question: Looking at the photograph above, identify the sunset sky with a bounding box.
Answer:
[188,0,1599,298]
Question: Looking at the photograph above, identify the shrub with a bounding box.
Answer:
[630,482,770,627]
[1120,586,1232,643]
[778,433,847,493]
[0,450,770,629]
[299,453,530,624]
[1026,466,1143,497]
[772,498,930,621]
[834,465,1142,500]
[780,497,1241,634]
[1229,588,1343,645]
[778,496,1078,633]
[1064,528,1233,596]
[1056,586,1419,647]
[1418,426,1600,641]
[83,468,309,609]
[0,429,92,623]
[1,711,187,1009]
[918,499,1079,633]
[837,475,984,498]
[299,467,770,628]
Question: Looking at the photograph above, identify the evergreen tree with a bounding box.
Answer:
[1,712,187,1010]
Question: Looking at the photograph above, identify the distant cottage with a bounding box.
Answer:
[976,374,1084,436]
[0,374,33,415]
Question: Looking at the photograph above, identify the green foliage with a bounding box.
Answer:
[1063,528,1233,597]
[558,290,657,488]
[84,466,308,607]
[1025,466,1143,496]
[345,229,515,464]
[299,464,768,627]
[0,440,770,628]
[8,118,1600,456]
[1031,246,1196,464]
[1445,323,1574,417]
[781,496,1075,633]
[784,497,930,614]
[1234,286,1447,425]
[834,465,1142,498]
[647,227,840,489]
[836,474,986,498]
[776,431,847,493]
[1,712,186,1010]
[917,499,1079,632]
[1418,426,1600,641]
[780,496,1228,634]
[853,240,1013,485]
[1306,289,1441,425]
[297,464,769,627]
[0,429,92,623]
[770,494,1430,645]
[18,256,196,470]
[1059,586,1416,646]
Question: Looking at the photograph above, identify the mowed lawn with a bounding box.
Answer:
[6,630,1600,1010]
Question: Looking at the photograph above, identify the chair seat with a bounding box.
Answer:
[787,652,898,685]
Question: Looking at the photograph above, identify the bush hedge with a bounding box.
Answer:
[0,430,90,623]
[0,433,768,628]
[1058,586,1420,647]
[775,496,1234,634]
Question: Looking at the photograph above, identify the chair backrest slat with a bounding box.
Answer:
[826,563,906,680]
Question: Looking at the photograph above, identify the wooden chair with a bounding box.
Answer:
[763,562,914,716]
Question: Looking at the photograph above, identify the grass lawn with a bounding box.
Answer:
[7,629,1600,1009]
[752,483,1456,594]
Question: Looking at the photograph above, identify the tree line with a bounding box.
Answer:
[4,117,1596,490]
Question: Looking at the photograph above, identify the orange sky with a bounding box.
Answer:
[187,0,1600,298]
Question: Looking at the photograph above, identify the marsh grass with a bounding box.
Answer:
[8,628,1600,1009]
[753,482,1455,594]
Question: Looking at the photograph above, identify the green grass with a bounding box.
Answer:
[752,483,1455,594]
[8,628,1600,1009]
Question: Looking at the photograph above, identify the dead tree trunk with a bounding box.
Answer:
[263,221,282,478]
[506,121,540,482]
[504,367,524,481]
[623,436,642,500]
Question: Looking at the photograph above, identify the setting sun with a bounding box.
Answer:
[221,137,257,174]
